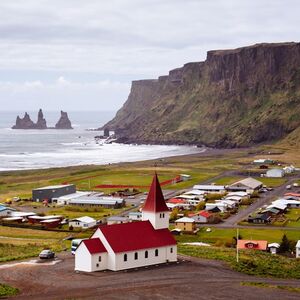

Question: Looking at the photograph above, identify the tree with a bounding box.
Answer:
[279,234,290,253]
[170,208,179,221]
[195,201,205,211]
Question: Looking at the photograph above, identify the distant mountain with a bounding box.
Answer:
[103,42,300,148]
[12,109,73,129]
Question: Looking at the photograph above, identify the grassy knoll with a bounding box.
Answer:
[0,283,19,297]
[178,245,300,279]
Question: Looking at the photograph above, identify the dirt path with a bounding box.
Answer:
[0,253,299,300]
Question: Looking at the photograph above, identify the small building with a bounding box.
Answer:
[227,177,263,193]
[268,243,280,254]
[68,197,125,208]
[0,205,16,217]
[266,169,285,178]
[54,191,92,205]
[296,240,300,258]
[237,240,268,251]
[32,184,76,202]
[69,216,97,229]
[248,213,271,224]
[174,217,196,232]
[180,174,191,181]
[190,210,213,223]
[192,185,226,194]
[128,212,142,221]
[253,159,274,165]
[205,202,228,212]
[107,216,131,225]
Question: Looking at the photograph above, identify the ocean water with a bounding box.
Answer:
[0,111,202,171]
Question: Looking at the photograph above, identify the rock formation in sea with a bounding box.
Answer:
[12,109,73,129]
[35,109,47,129]
[12,112,36,129]
[55,111,73,129]
[103,42,300,148]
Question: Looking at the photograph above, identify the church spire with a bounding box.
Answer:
[143,173,169,213]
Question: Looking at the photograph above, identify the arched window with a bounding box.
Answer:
[145,250,148,258]
[134,252,138,260]
[155,249,158,257]
[124,254,127,262]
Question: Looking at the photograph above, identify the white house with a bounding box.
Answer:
[268,243,280,254]
[69,216,97,229]
[75,174,177,272]
[205,202,228,212]
[107,216,131,225]
[128,212,142,220]
[296,240,300,258]
[266,169,285,178]
[0,205,16,217]
[227,177,263,193]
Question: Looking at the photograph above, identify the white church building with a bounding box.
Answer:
[75,174,177,272]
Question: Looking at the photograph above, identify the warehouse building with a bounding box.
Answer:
[32,184,76,202]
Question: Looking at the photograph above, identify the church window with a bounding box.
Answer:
[145,250,148,258]
[134,252,138,260]
[124,254,127,262]
[155,249,159,256]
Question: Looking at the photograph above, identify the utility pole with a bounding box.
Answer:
[236,228,239,263]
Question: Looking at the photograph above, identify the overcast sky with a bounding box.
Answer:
[0,0,299,112]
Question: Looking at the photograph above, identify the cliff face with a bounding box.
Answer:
[104,42,300,147]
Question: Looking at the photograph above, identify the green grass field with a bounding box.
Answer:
[214,176,242,185]
[178,245,300,279]
[254,177,287,187]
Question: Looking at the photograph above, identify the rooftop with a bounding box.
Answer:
[97,220,176,253]
[82,238,107,254]
[34,184,74,190]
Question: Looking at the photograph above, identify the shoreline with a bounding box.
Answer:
[0,146,247,174]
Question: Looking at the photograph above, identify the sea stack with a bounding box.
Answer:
[35,109,47,129]
[55,111,73,129]
[12,112,35,129]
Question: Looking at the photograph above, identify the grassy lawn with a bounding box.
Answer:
[0,283,19,297]
[214,176,242,185]
[178,245,300,279]
[254,177,287,187]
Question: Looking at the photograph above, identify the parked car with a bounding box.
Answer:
[39,249,55,259]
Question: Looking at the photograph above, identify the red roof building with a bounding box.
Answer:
[237,240,268,251]
[168,198,187,204]
[143,173,169,213]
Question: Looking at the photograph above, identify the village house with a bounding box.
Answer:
[0,205,16,217]
[106,216,131,225]
[237,240,268,251]
[69,216,97,229]
[266,168,285,178]
[296,240,300,258]
[75,174,177,272]
[128,211,142,220]
[174,217,196,233]
[268,243,280,254]
[248,213,271,224]
[227,177,263,193]
[189,210,213,223]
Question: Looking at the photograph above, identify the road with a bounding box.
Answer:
[0,253,299,299]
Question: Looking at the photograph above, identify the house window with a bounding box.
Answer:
[155,249,158,257]
[124,254,127,262]
[134,252,138,260]
[98,256,101,262]
[170,248,173,253]
[145,250,148,258]
[96,263,99,267]
[162,213,165,218]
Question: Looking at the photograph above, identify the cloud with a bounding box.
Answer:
[0,0,299,110]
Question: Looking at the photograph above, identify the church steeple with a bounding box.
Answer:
[142,173,169,229]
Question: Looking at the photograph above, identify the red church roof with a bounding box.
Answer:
[143,173,169,213]
[83,238,107,254]
[98,220,176,253]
